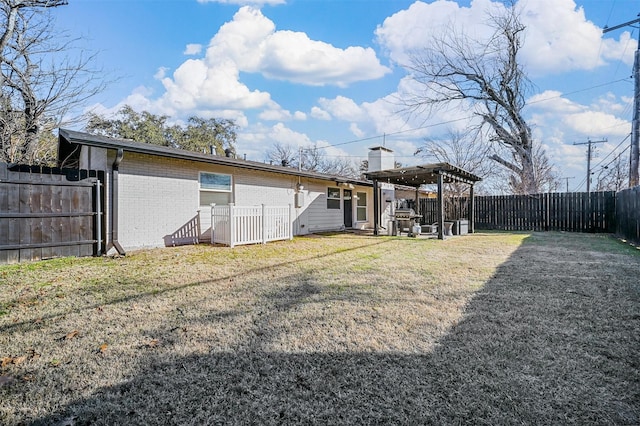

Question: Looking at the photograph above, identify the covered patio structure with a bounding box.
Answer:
[364,163,482,240]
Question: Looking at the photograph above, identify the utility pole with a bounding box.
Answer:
[573,139,607,192]
[561,176,575,192]
[604,15,640,187]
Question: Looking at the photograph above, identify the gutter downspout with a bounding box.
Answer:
[109,148,126,255]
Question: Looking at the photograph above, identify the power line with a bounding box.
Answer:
[312,79,632,153]
[592,133,631,169]
[526,78,631,106]
[602,141,631,170]
[604,15,640,187]
[313,116,471,150]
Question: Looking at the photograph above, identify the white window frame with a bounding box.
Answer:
[356,191,367,221]
[327,187,341,210]
[199,171,232,192]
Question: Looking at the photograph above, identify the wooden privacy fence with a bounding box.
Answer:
[0,163,103,264]
[615,186,640,244]
[474,192,616,232]
[210,204,292,247]
[420,191,617,233]
[418,197,469,226]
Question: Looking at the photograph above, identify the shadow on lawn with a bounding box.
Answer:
[32,234,640,425]
[1,237,391,336]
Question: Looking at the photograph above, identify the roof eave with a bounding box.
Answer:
[58,128,372,187]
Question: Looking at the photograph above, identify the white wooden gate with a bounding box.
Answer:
[210,204,292,247]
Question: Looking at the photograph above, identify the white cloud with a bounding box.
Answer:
[197,0,285,6]
[528,90,631,139]
[310,106,331,121]
[258,106,306,121]
[155,58,273,114]
[318,96,366,122]
[349,123,364,138]
[375,0,634,76]
[268,122,313,147]
[118,5,389,124]
[375,0,498,66]
[517,0,633,74]
[206,6,390,87]
[527,90,585,114]
[258,107,292,121]
[260,30,391,87]
[154,67,169,80]
[392,140,420,160]
[563,111,630,137]
[183,43,203,55]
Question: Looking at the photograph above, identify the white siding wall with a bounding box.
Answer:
[102,151,373,252]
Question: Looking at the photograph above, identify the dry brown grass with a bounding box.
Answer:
[0,231,638,425]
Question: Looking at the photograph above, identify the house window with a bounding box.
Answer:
[356,192,367,221]
[200,172,232,206]
[327,187,340,209]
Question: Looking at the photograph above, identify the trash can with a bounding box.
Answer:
[451,219,469,235]
[458,219,469,235]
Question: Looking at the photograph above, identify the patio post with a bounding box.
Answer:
[437,172,444,240]
[373,179,379,236]
[469,184,475,234]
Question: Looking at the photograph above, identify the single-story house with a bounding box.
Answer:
[57,129,375,254]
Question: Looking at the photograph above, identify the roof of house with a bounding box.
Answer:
[58,128,371,186]
[364,163,481,186]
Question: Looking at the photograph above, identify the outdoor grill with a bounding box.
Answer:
[391,208,422,236]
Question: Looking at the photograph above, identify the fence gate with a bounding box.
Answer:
[0,163,103,264]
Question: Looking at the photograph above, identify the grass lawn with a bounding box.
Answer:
[1,231,639,425]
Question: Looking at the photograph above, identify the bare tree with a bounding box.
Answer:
[266,142,298,167]
[416,129,491,183]
[415,129,492,197]
[596,152,629,192]
[1,0,105,165]
[266,142,359,177]
[404,2,552,194]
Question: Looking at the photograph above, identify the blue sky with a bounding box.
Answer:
[53,0,636,192]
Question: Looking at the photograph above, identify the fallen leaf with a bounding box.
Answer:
[147,339,159,348]
[65,330,79,340]
[22,375,35,382]
[98,343,108,354]
[1,357,12,368]
[12,356,26,366]
[26,348,40,360]
[50,359,61,367]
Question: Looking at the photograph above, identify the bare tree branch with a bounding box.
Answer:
[1,0,105,164]
[402,3,553,194]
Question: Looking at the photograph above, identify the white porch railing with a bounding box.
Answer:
[210,204,292,247]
